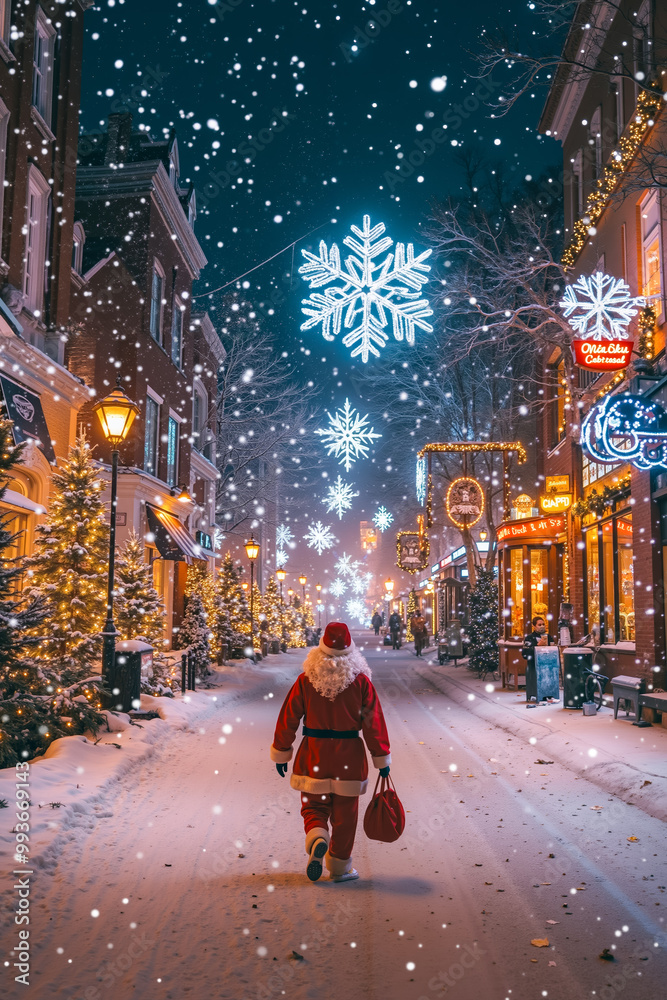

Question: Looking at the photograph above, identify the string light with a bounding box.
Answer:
[637,305,656,360]
[562,87,663,269]
[417,441,528,462]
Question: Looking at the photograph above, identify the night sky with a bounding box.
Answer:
[79,0,561,574]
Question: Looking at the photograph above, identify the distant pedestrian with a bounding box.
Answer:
[388,610,403,649]
[271,622,392,883]
[371,611,382,635]
[411,609,428,657]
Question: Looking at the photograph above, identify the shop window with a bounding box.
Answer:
[530,548,548,622]
[585,526,600,639]
[144,395,160,476]
[582,452,617,488]
[640,191,662,309]
[617,514,634,641]
[32,7,56,129]
[509,547,524,638]
[22,165,50,317]
[602,522,615,642]
[586,511,634,644]
[149,260,165,343]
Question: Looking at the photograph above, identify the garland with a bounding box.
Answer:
[571,473,631,518]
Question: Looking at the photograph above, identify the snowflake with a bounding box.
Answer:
[322,475,359,520]
[213,528,224,551]
[335,552,357,577]
[275,548,288,568]
[316,399,382,472]
[373,506,394,532]
[416,456,427,505]
[276,523,294,548]
[303,521,337,556]
[299,215,433,363]
[351,575,369,595]
[346,598,369,624]
[329,578,347,598]
[560,271,643,341]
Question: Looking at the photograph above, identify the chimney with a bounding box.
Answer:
[105,113,133,165]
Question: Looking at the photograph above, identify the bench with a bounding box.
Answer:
[612,675,646,721]
[638,691,667,726]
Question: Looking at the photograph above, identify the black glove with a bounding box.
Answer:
[379,765,390,777]
[275,762,288,777]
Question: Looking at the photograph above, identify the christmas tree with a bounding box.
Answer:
[467,569,499,678]
[27,432,110,681]
[185,562,222,660]
[0,421,104,766]
[175,592,210,677]
[262,576,283,641]
[115,531,165,647]
[217,553,251,655]
[405,589,417,641]
[251,580,263,650]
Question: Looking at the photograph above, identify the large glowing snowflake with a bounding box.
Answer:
[373,506,394,532]
[322,475,359,520]
[299,215,433,363]
[276,548,288,568]
[346,598,368,623]
[213,528,224,551]
[351,575,369,595]
[276,523,294,548]
[416,456,427,505]
[560,271,644,341]
[329,578,347,598]
[335,552,357,577]
[303,520,337,556]
[316,399,382,472]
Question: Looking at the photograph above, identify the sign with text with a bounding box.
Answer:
[545,474,570,494]
[497,515,565,542]
[539,493,572,514]
[572,339,632,371]
[534,646,561,701]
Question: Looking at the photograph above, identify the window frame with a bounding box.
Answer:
[149,259,165,344]
[143,392,161,478]
[590,106,602,180]
[71,221,85,275]
[583,505,634,645]
[166,412,180,488]
[640,190,663,320]
[31,7,56,129]
[170,296,184,368]
[22,165,51,318]
[192,381,207,446]
[0,98,8,254]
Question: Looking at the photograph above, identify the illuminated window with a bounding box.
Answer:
[171,298,184,367]
[144,395,160,476]
[149,260,165,343]
[640,191,662,306]
[166,416,179,488]
[23,165,50,316]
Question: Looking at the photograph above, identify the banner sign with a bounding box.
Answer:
[539,493,572,514]
[396,530,429,574]
[446,477,484,529]
[546,475,570,494]
[497,515,565,542]
[0,376,56,464]
[572,339,632,371]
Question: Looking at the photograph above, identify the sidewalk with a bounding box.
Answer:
[413,652,667,824]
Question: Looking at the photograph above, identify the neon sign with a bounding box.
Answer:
[539,494,572,513]
[582,393,667,470]
[560,271,644,372]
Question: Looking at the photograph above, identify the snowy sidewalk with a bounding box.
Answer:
[0,651,305,874]
[412,653,667,824]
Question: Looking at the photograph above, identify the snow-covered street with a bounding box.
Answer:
[3,636,666,1000]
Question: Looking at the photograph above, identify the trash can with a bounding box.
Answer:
[562,646,593,710]
[109,639,154,713]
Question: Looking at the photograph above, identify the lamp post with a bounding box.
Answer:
[384,577,394,618]
[245,534,260,657]
[276,567,286,649]
[315,583,322,629]
[299,574,307,642]
[92,381,140,705]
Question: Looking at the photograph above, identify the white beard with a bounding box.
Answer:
[303,645,372,701]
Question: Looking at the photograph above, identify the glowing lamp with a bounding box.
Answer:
[93,384,139,448]
[384,577,394,595]
[479,529,488,542]
[276,568,286,582]
[244,535,260,561]
[299,574,307,587]
[174,485,192,504]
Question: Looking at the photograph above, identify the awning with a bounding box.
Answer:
[145,503,202,562]
[0,375,56,465]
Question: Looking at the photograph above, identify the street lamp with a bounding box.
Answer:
[245,534,260,656]
[298,574,307,642]
[276,567,286,649]
[92,381,140,704]
[317,600,323,628]
[384,577,394,596]
[479,528,488,542]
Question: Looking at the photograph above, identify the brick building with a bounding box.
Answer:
[0,1,92,558]
[495,0,667,688]
[68,113,222,642]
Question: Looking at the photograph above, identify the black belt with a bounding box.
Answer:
[303,726,360,739]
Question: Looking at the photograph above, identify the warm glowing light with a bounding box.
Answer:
[92,384,139,448]
[244,535,260,561]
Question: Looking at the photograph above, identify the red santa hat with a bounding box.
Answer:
[319,621,353,655]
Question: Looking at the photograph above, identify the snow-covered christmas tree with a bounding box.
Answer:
[467,569,499,678]
[115,531,165,647]
[217,553,251,656]
[405,589,417,642]
[27,432,110,681]
[0,421,104,765]
[262,575,283,641]
[175,592,210,677]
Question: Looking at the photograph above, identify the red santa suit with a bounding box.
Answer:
[271,624,391,877]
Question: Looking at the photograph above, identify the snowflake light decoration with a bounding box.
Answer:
[346,598,368,624]
[276,523,294,548]
[373,506,394,532]
[316,399,382,472]
[351,575,369,595]
[335,552,357,577]
[213,528,224,551]
[322,475,359,520]
[299,215,433,363]
[275,548,288,568]
[303,521,337,556]
[416,456,427,505]
[329,578,347,598]
[560,271,644,341]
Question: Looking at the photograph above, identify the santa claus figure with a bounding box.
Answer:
[271,621,391,883]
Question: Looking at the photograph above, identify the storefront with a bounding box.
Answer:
[496,513,565,685]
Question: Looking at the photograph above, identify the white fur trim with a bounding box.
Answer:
[372,753,391,769]
[270,745,293,763]
[303,644,372,701]
[290,773,368,797]
[325,851,353,876]
[319,636,354,655]
[305,827,330,854]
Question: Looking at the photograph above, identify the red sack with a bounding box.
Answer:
[363,773,405,843]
